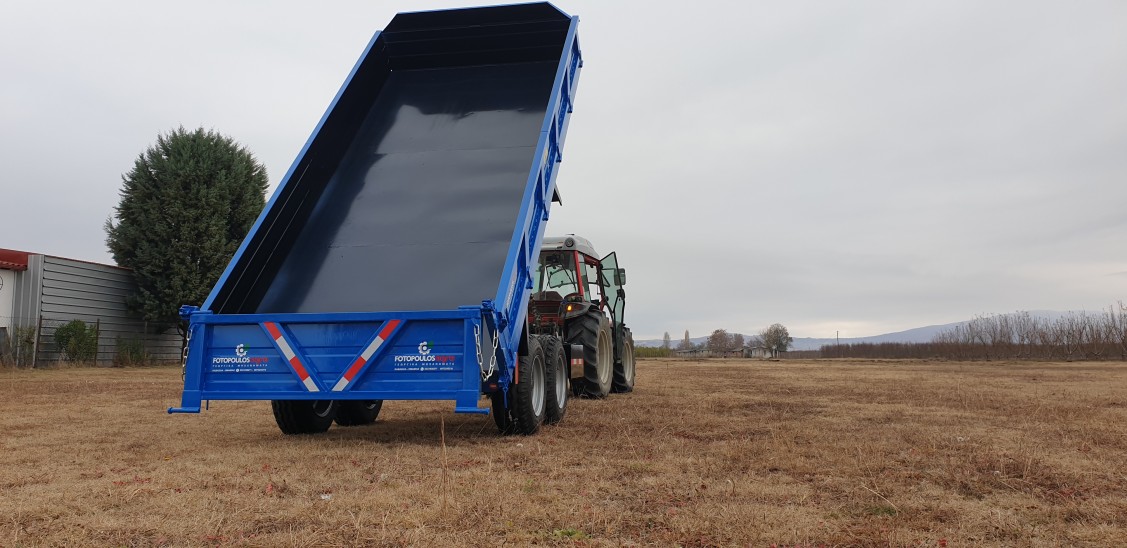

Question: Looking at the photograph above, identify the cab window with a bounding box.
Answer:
[536,251,580,297]
[583,258,603,304]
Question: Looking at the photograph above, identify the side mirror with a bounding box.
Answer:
[615,268,626,286]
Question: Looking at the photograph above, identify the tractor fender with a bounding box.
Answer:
[562,300,595,320]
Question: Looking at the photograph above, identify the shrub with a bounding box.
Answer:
[13,326,36,367]
[114,337,150,366]
[54,320,99,362]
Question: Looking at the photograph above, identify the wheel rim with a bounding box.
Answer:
[532,353,546,416]
[554,351,568,407]
[597,330,612,386]
[312,401,334,418]
[624,343,635,382]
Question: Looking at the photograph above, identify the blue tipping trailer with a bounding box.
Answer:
[170,3,584,434]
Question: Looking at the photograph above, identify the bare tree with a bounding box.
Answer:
[1108,302,1127,359]
[677,330,693,351]
[759,324,792,358]
[1012,312,1037,359]
[707,329,731,353]
[1058,313,1085,360]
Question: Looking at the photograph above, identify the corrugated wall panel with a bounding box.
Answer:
[41,298,131,316]
[41,286,133,307]
[12,255,43,330]
[41,276,135,294]
[35,256,181,364]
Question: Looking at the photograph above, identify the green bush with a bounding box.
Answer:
[114,337,150,366]
[54,320,98,362]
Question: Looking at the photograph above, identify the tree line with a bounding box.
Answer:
[637,324,792,358]
[817,305,1127,361]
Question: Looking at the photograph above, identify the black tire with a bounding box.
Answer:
[566,310,613,398]
[491,389,516,435]
[271,400,337,435]
[612,327,636,393]
[334,400,383,426]
[541,335,568,424]
[511,336,546,435]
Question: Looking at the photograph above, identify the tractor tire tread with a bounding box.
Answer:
[541,334,568,424]
[566,310,612,398]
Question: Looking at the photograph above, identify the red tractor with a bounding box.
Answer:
[489,234,635,435]
[529,235,635,399]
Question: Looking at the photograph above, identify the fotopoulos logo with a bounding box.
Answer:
[395,340,455,364]
[212,344,268,365]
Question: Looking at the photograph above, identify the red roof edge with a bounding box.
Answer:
[0,248,32,271]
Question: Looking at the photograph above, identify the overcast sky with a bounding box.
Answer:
[3,1,1126,340]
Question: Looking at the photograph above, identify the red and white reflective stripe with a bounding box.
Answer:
[264,322,319,392]
[571,358,584,367]
[332,319,400,391]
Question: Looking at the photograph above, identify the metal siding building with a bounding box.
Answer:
[1,249,180,364]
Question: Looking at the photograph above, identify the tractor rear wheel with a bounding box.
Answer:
[511,335,546,435]
[566,309,613,398]
[541,335,568,424]
[335,400,383,426]
[612,327,636,393]
[271,400,337,435]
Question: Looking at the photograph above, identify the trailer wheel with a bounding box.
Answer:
[271,400,337,435]
[612,327,636,393]
[541,335,568,424]
[491,389,516,435]
[566,310,613,398]
[511,336,546,435]
[335,400,383,426]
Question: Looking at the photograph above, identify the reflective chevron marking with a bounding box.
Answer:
[332,319,402,392]
[264,322,319,392]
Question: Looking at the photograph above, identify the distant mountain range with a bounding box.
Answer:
[638,311,1097,351]
[637,323,965,351]
[786,323,960,351]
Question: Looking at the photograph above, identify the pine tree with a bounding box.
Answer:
[105,127,268,336]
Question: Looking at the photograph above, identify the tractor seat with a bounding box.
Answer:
[532,291,563,302]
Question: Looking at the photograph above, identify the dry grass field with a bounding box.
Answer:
[2,359,1126,547]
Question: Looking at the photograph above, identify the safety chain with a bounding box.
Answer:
[474,322,499,381]
[180,325,191,381]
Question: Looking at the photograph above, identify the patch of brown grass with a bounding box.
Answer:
[2,359,1126,546]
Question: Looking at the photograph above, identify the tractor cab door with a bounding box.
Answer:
[600,252,626,355]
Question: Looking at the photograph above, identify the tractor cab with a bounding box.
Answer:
[531,236,624,331]
[528,235,633,396]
